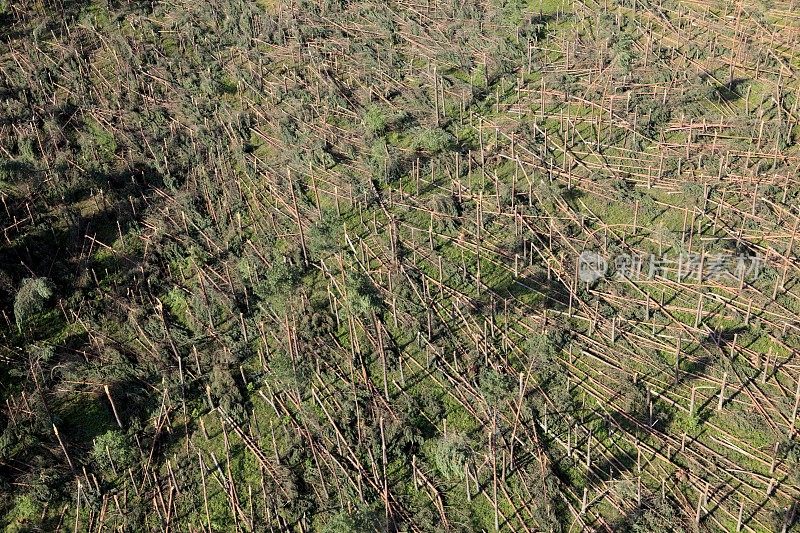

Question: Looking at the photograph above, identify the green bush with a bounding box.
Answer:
[13,278,54,331]
[92,430,134,473]
[410,127,455,153]
[628,496,683,533]
[433,433,472,480]
[612,33,635,74]
[322,503,384,533]
[368,138,404,182]
[363,105,389,138]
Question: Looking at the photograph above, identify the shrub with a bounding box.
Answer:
[308,210,345,258]
[92,430,134,473]
[433,433,472,480]
[479,368,514,409]
[779,440,800,485]
[368,139,404,182]
[613,33,635,74]
[410,127,455,153]
[322,503,385,533]
[363,105,389,138]
[628,496,683,533]
[13,278,54,331]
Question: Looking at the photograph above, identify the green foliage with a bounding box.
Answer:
[612,33,635,74]
[779,440,800,485]
[618,378,647,421]
[13,278,54,331]
[4,494,40,533]
[0,424,36,462]
[428,194,460,232]
[625,496,683,533]
[344,271,382,317]
[363,105,389,138]
[368,138,404,182]
[322,502,385,533]
[308,210,345,258]
[478,368,514,409]
[92,430,134,473]
[526,332,562,383]
[433,433,472,480]
[681,182,704,201]
[410,127,456,153]
[79,119,117,168]
[279,117,300,143]
[683,413,701,434]
[255,259,299,303]
[268,351,310,392]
